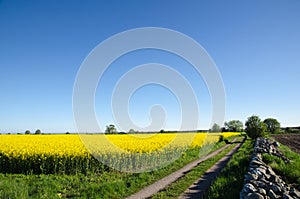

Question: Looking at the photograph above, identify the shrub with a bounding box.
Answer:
[245,115,266,139]
[219,135,224,142]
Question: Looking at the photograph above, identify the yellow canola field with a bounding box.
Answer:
[84,132,238,154]
[0,132,239,173]
[0,134,88,159]
[0,132,238,157]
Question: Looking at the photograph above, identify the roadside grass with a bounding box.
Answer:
[151,136,245,199]
[203,138,254,199]
[262,143,300,190]
[0,136,238,199]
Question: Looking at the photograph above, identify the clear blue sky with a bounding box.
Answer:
[1,0,299,133]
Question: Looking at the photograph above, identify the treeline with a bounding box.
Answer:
[281,127,300,134]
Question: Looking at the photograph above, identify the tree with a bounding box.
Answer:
[35,129,41,134]
[245,115,266,139]
[105,124,117,134]
[263,118,280,134]
[211,123,221,132]
[224,120,244,132]
[25,130,31,134]
[129,129,136,134]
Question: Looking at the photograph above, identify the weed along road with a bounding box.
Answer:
[126,137,245,199]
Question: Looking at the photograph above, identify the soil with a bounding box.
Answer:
[272,134,300,154]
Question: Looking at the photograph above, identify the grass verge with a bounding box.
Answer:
[0,136,239,199]
[262,143,300,190]
[151,136,246,199]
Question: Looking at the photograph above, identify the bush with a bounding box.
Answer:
[245,115,266,139]
[219,135,224,142]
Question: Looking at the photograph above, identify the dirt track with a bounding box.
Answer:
[126,138,243,199]
[178,137,245,199]
[272,134,300,154]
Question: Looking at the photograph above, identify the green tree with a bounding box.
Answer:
[129,129,136,134]
[245,115,266,139]
[25,130,31,134]
[263,118,280,134]
[105,124,117,134]
[211,123,221,132]
[224,120,244,132]
[35,129,41,134]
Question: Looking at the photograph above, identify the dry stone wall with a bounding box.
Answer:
[240,137,300,199]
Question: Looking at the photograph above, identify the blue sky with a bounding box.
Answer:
[0,0,299,133]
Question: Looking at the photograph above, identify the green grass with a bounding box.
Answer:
[262,143,300,189]
[203,138,254,199]
[0,137,238,199]
[151,137,246,199]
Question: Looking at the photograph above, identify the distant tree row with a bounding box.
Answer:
[284,127,300,134]
[105,115,281,138]
[24,129,42,135]
[210,116,281,139]
[210,120,244,132]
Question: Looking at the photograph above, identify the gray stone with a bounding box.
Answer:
[258,181,267,189]
[268,189,278,199]
[244,192,265,199]
[248,173,258,181]
[279,183,288,192]
[269,184,281,194]
[269,175,282,184]
[251,160,263,167]
[258,188,267,196]
[282,193,293,199]
[244,183,257,193]
[251,180,266,189]
[273,142,280,147]
[290,188,300,198]
[257,167,266,174]
[256,153,262,159]
[263,173,271,180]
[266,168,276,176]
[260,178,271,185]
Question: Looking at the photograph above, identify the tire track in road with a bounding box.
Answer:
[126,138,239,199]
[178,137,246,199]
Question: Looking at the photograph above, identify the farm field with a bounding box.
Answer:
[272,134,300,154]
[0,133,238,174]
[0,132,239,198]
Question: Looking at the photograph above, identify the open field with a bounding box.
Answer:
[1,132,299,198]
[272,134,300,154]
[0,133,238,174]
[0,132,239,198]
